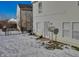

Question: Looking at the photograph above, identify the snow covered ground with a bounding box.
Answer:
[0,31,79,57]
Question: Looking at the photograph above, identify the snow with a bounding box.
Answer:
[8,18,16,22]
[0,31,79,57]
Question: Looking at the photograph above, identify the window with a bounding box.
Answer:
[38,2,42,13]
[62,22,79,40]
[62,22,71,37]
[72,22,79,40]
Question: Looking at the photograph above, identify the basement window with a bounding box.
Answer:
[78,1,79,6]
[62,22,71,38]
[38,2,42,13]
[72,22,79,40]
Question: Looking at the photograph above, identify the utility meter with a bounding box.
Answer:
[54,28,59,35]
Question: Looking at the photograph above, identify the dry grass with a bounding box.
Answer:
[36,37,69,50]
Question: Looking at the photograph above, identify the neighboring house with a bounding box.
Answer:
[0,18,17,31]
[16,4,33,32]
[8,18,17,28]
[0,20,8,29]
[33,1,79,47]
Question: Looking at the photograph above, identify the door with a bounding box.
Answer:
[44,21,50,38]
[36,22,43,35]
[36,22,40,32]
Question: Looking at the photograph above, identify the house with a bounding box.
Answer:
[16,4,33,32]
[0,20,8,29]
[8,18,17,28]
[0,18,17,32]
[33,1,79,47]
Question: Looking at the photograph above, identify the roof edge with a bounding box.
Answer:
[32,1,38,4]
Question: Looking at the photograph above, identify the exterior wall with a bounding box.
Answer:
[21,10,32,31]
[16,4,33,31]
[33,1,79,47]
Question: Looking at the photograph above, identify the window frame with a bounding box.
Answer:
[38,2,42,13]
[72,22,79,39]
[62,22,71,37]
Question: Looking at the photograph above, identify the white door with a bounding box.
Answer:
[36,22,43,33]
[44,21,50,38]
[36,22,40,32]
